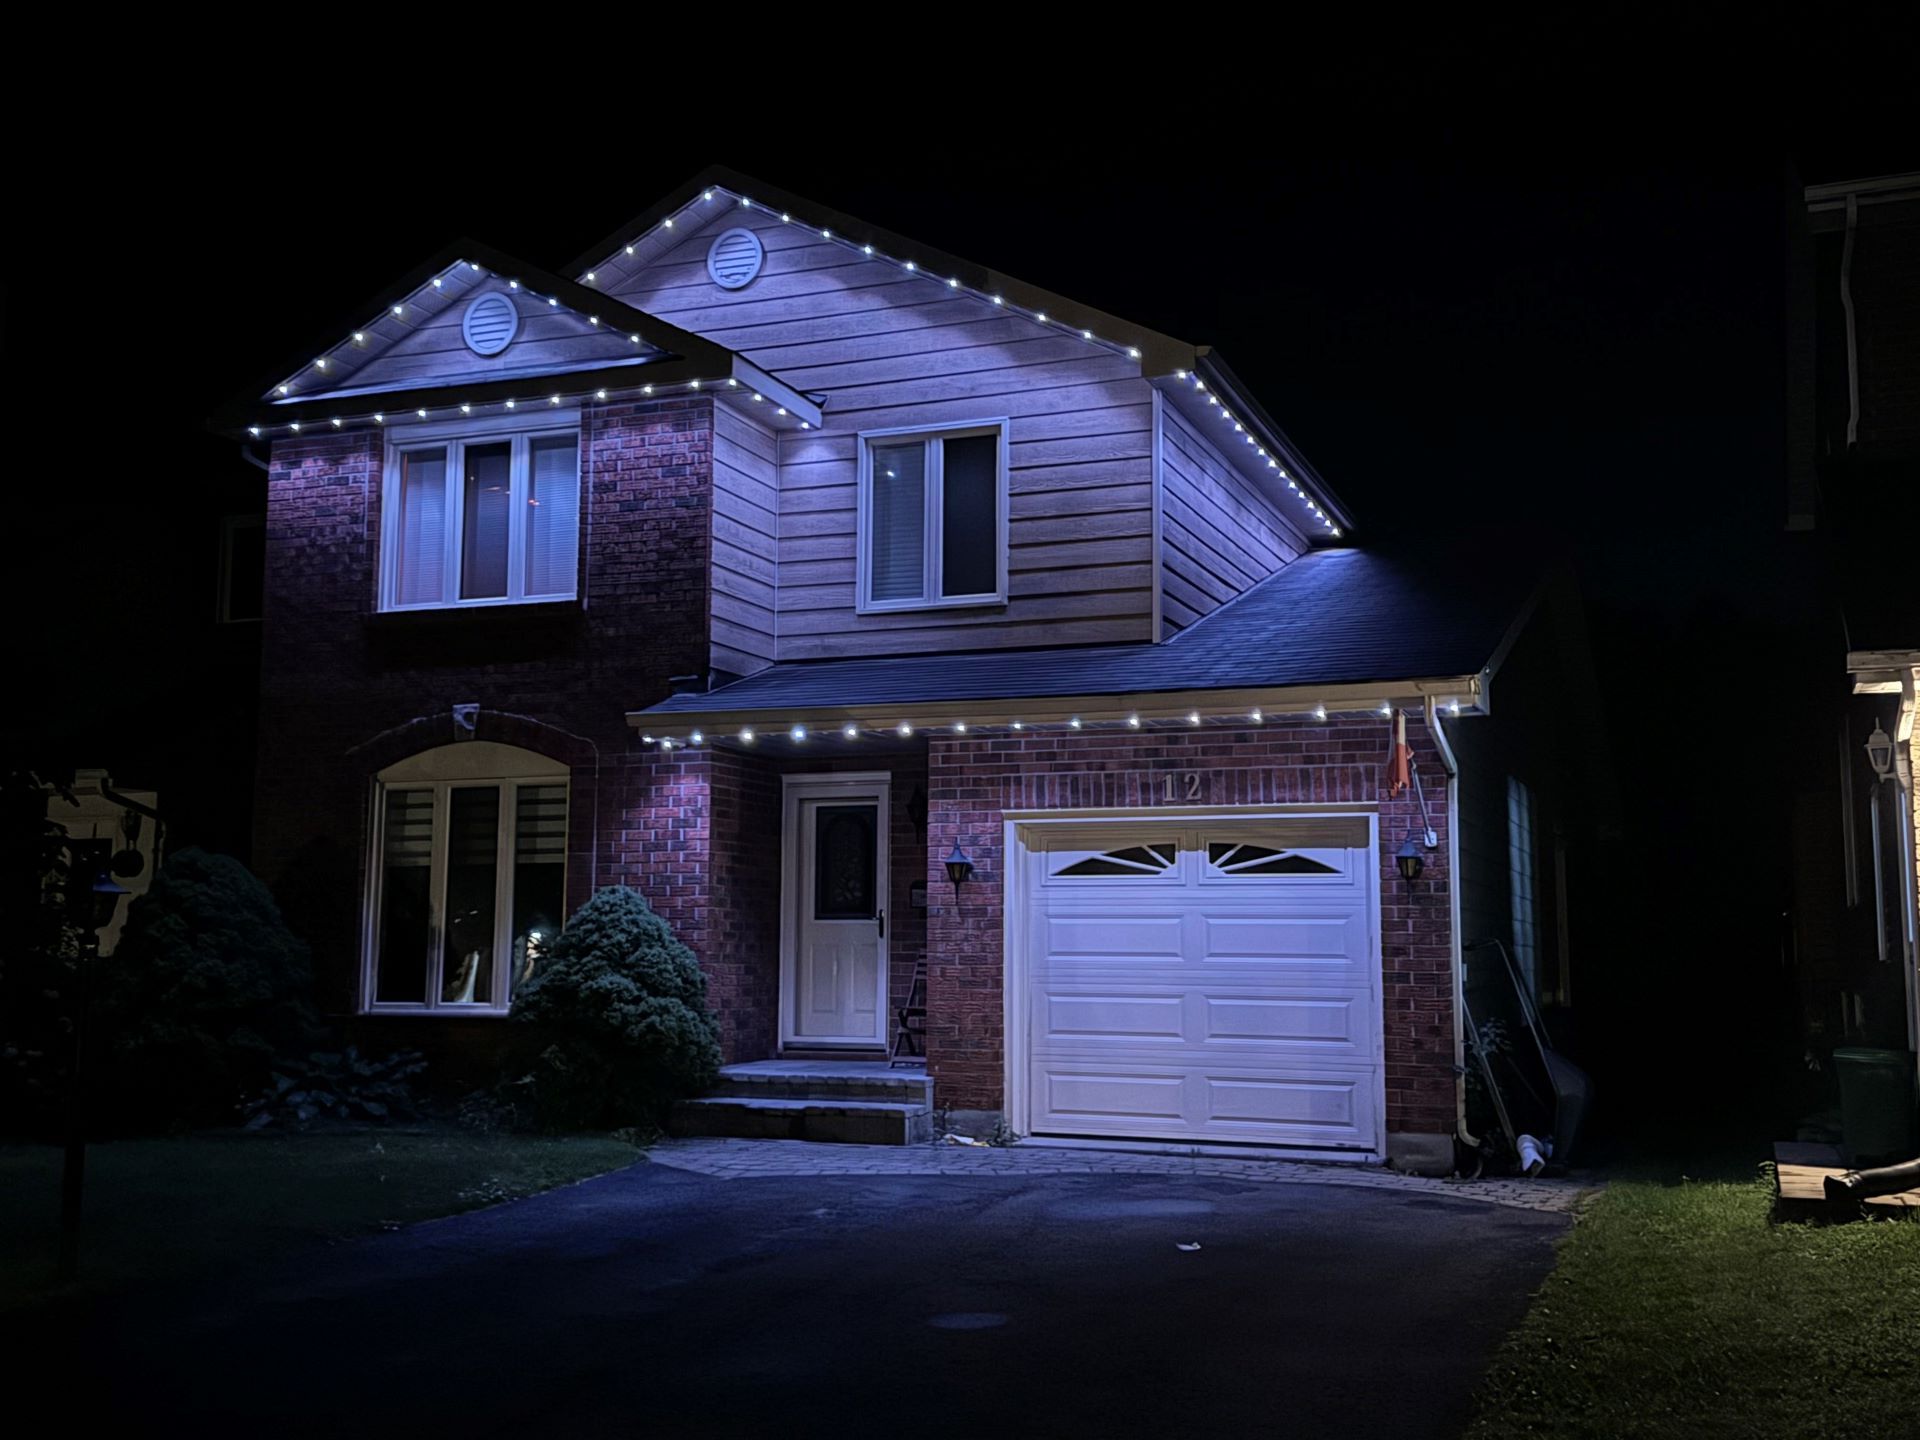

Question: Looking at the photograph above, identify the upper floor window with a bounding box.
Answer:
[380,413,581,611]
[365,742,569,1015]
[857,420,1008,611]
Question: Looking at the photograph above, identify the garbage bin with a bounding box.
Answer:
[1834,1047,1919,1166]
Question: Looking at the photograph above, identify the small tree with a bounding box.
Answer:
[103,848,324,1130]
[509,887,721,1130]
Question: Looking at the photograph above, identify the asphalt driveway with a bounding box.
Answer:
[48,1158,1567,1438]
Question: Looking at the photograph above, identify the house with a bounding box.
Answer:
[222,166,1603,1170]
[1790,172,1920,1076]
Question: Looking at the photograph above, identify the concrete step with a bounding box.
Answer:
[672,1095,933,1146]
[710,1068,932,1105]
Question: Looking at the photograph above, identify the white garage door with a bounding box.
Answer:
[1019,816,1381,1153]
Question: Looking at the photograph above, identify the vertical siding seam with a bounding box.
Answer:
[1150,386,1166,645]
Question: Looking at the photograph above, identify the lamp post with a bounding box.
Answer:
[58,843,129,1282]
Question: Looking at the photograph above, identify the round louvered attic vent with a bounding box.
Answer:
[707,227,765,290]
[462,292,521,356]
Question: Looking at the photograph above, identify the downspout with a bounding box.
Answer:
[1426,698,1478,1150]
[241,444,270,472]
[1898,673,1919,1059]
[1842,193,1861,449]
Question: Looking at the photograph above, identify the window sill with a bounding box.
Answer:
[362,1005,514,1020]
[855,594,1007,617]
[373,597,582,622]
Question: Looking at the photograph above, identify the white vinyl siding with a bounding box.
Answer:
[856,421,1008,612]
[380,414,581,611]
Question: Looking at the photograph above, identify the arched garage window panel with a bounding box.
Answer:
[1205,842,1340,877]
[368,743,568,1015]
[1052,843,1178,878]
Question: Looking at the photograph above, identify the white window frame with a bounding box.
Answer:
[855,419,1009,613]
[378,410,582,612]
[362,770,568,1017]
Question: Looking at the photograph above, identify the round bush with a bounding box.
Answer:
[104,848,323,1130]
[510,886,721,1129]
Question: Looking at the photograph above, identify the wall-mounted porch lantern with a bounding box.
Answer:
[1866,721,1896,781]
[944,843,975,896]
[1395,833,1426,884]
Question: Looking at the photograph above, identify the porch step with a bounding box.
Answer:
[671,1060,935,1146]
[672,1096,933,1146]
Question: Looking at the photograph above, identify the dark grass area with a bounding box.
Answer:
[0,1130,640,1311]
[1469,1171,1920,1438]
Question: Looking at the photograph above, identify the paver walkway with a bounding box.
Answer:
[650,1136,1589,1213]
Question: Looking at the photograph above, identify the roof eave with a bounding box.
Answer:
[1190,350,1356,533]
[626,674,1487,732]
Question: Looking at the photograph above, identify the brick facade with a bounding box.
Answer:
[256,398,713,1080]
[922,716,1457,1138]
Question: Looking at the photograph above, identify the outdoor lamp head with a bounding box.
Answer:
[1395,833,1425,884]
[1866,722,1896,781]
[944,843,975,891]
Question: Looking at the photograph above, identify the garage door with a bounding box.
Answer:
[1019,816,1381,1153]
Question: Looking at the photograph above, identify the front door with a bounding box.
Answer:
[783,776,889,1047]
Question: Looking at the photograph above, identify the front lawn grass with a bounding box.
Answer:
[1470,1172,1920,1438]
[0,1130,641,1312]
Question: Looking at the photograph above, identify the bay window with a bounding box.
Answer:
[857,420,1008,610]
[382,413,581,610]
[366,743,569,1014]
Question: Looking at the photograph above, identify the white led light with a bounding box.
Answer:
[289,422,301,432]
[905,261,916,271]
[314,359,327,370]
[992,294,1004,306]
[728,378,739,387]
[949,277,960,288]
[1069,718,1082,729]
[1250,708,1263,723]
[790,725,807,742]
[330,417,342,428]
[1312,705,1328,721]
[822,228,832,238]
[547,297,558,307]
[1175,369,1187,379]
[843,724,858,739]
[642,385,654,395]
[703,189,714,200]
[432,277,443,289]
[642,734,654,744]
[1448,700,1461,716]
[1379,702,1394,717]
[1127,714,1141,728]
[800,421,811,429]
[1127,347,1141,358]
[549,395,561,405]
[752,393,763,402]
[954,722,968,733]
[1035,311,1048,322]
[460,403,472,414]
[629,334,641,343]
[741,196,751,207]
[470,262,482,272]
[416,408,428,418]
[897,722,913,737]
[776,407,787,416]
[663,218,674,229]
[596,389,608,400]
[1011,721,1024,731]
[247,426,260,437]
[374,413,384,424]
[504,399,515,409]
[863,244,874,255]
[276,385,289,396]
[589,316,599,326]
[626,245,635,256]
[690,379,701,389]
[1081,329,1092,339]
[1188,711,1201,725]
[781,211,791,222]
[740,728,755,743]
[690,730,704,744]
[660,739,673,751]
[353,332,365,344]
[585,271,596,282]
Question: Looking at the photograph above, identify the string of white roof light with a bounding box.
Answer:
[244,374,810,440]
[637,700,1465,752]
[581,189,1343,540]
[249,260,820,439]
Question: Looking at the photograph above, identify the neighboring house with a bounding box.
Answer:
[222,167,1603,1169]
[44,769,163,956]
[1790,172,1920,1067]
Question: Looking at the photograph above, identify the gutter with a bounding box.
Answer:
[1427,696,1478,1153]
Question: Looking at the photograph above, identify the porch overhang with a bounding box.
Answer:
[630,674,1486,744]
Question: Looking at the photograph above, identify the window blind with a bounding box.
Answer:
[460,442,512,599]
[396,449,448,606]
[525,436,579,598]
[870,440,927,601]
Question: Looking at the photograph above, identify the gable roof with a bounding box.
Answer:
[212,238,818,438]
[570,167,1353,535]
[634,548,1534,730]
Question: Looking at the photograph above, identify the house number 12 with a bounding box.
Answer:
[1162,772,1204,802]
